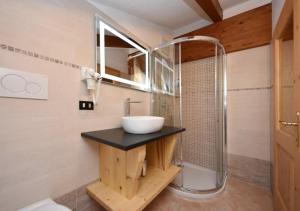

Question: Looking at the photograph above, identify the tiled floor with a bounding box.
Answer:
[67,176,273,211]
[144,177,273,211]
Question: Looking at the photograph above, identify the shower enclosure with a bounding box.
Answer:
[150,36,227,197]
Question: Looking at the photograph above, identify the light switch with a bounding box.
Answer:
[79,101,94,110]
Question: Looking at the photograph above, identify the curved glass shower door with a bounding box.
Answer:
[151,36,227,196]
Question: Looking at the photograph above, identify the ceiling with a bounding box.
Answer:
[219,0,249,9]
[89,0,259,30]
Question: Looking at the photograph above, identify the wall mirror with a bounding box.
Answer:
[95,16,150,91]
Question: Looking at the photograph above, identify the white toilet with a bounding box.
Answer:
[18,198,71,211]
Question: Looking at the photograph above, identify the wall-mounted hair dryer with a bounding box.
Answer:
[80,67,102,105]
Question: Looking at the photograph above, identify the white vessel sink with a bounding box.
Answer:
[122,116,165,134]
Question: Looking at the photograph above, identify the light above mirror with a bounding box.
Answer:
[96,16,150,91]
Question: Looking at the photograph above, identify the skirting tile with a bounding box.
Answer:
[228,153,271,188]
[54,181,105,211]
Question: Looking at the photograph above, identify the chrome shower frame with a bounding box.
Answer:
[151,35,227,195]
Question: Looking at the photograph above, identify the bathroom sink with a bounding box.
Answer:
[122,116,165,134]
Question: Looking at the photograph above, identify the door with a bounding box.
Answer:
[273,0,300,211]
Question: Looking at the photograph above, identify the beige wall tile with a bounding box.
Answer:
[226,45,271,162]
[227,45,271,90]
[227,88,271,161]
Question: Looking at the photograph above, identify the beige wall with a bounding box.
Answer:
[227,45,271,161]
[0,0,169,210]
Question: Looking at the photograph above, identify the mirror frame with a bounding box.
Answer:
[95,15,150,92]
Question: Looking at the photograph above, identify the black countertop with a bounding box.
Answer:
[81,126,185,151]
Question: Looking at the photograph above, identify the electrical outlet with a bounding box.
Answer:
[79,101,94,110]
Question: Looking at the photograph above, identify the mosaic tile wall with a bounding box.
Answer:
[181,57,218,170]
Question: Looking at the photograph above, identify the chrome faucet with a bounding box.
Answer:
[125,98,142,116]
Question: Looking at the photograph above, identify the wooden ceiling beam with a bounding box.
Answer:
[177,4,272,63]
[195,0,223,22]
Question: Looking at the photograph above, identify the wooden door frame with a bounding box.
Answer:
[273,0,300,210]
[273,0,294,158]
[293,0,300,209]
[273,0,293,137]
[273,0,293,40]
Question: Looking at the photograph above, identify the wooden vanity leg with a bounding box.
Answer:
[99,144,146,199]
[146,135,177,170]
[163,135,177,170]
[126,146,146,198]
[99,143,125,195]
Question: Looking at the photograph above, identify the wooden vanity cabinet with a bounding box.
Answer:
[85,134,181,211]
